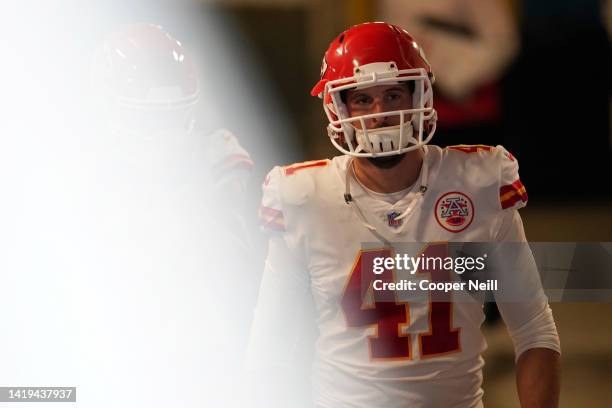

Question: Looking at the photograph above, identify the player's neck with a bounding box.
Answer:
[352,149,424,194]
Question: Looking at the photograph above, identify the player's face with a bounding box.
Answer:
[345,84,412,129]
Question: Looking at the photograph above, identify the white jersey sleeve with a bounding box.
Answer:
[258,166,286,233]
[496,145,528,211]
[492,209,561,360]
[249,166,315,366]
[490,146,560,360]
[246,236,313,371]
[246,166,317,407]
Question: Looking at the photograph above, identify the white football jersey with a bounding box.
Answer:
[249,145,559,408]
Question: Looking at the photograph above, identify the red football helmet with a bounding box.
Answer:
[311,22,437,157]
[92,23,200,134]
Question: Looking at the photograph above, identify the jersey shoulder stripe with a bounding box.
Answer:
[445,144,495,154]
[283,159,330,176]
[500,179,528,209]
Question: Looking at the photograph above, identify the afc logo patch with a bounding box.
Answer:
[435,192,474,233]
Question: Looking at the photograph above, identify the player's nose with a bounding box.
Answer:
[371,105,388,127]
[371,99,385,114]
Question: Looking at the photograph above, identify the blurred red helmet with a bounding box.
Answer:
[92,23,200,134]
[311,22,437,157]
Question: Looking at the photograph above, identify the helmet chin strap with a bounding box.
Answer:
[343,148,429,244]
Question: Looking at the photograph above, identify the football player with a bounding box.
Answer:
[248,22,560,407]
[91,22,253,221]
[87,23,254,406]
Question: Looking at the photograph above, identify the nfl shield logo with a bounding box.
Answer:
[387,211,402,228]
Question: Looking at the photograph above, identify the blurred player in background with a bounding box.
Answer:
[90,22,255,295]
[92,23,253,202]
[1,1,282,405]
[84,23,255,406]
[248,22,560,408]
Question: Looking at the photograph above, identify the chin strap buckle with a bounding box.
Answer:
[344,193,353,204]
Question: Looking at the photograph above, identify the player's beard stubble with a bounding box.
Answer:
[367,153,406,169]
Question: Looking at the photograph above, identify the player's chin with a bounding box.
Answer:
[367,153,406,169]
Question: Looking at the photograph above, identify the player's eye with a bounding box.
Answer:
[349,94,372,106]
[385,91,404,102]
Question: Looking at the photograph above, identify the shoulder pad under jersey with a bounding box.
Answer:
[444,144,527,211]
[259,159,330,233]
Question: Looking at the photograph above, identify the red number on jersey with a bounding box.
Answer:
[341,243,461,360]
[417,243,461,358]
[341,248,411,359]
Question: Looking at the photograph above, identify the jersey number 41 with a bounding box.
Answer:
[341,243,461,360]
